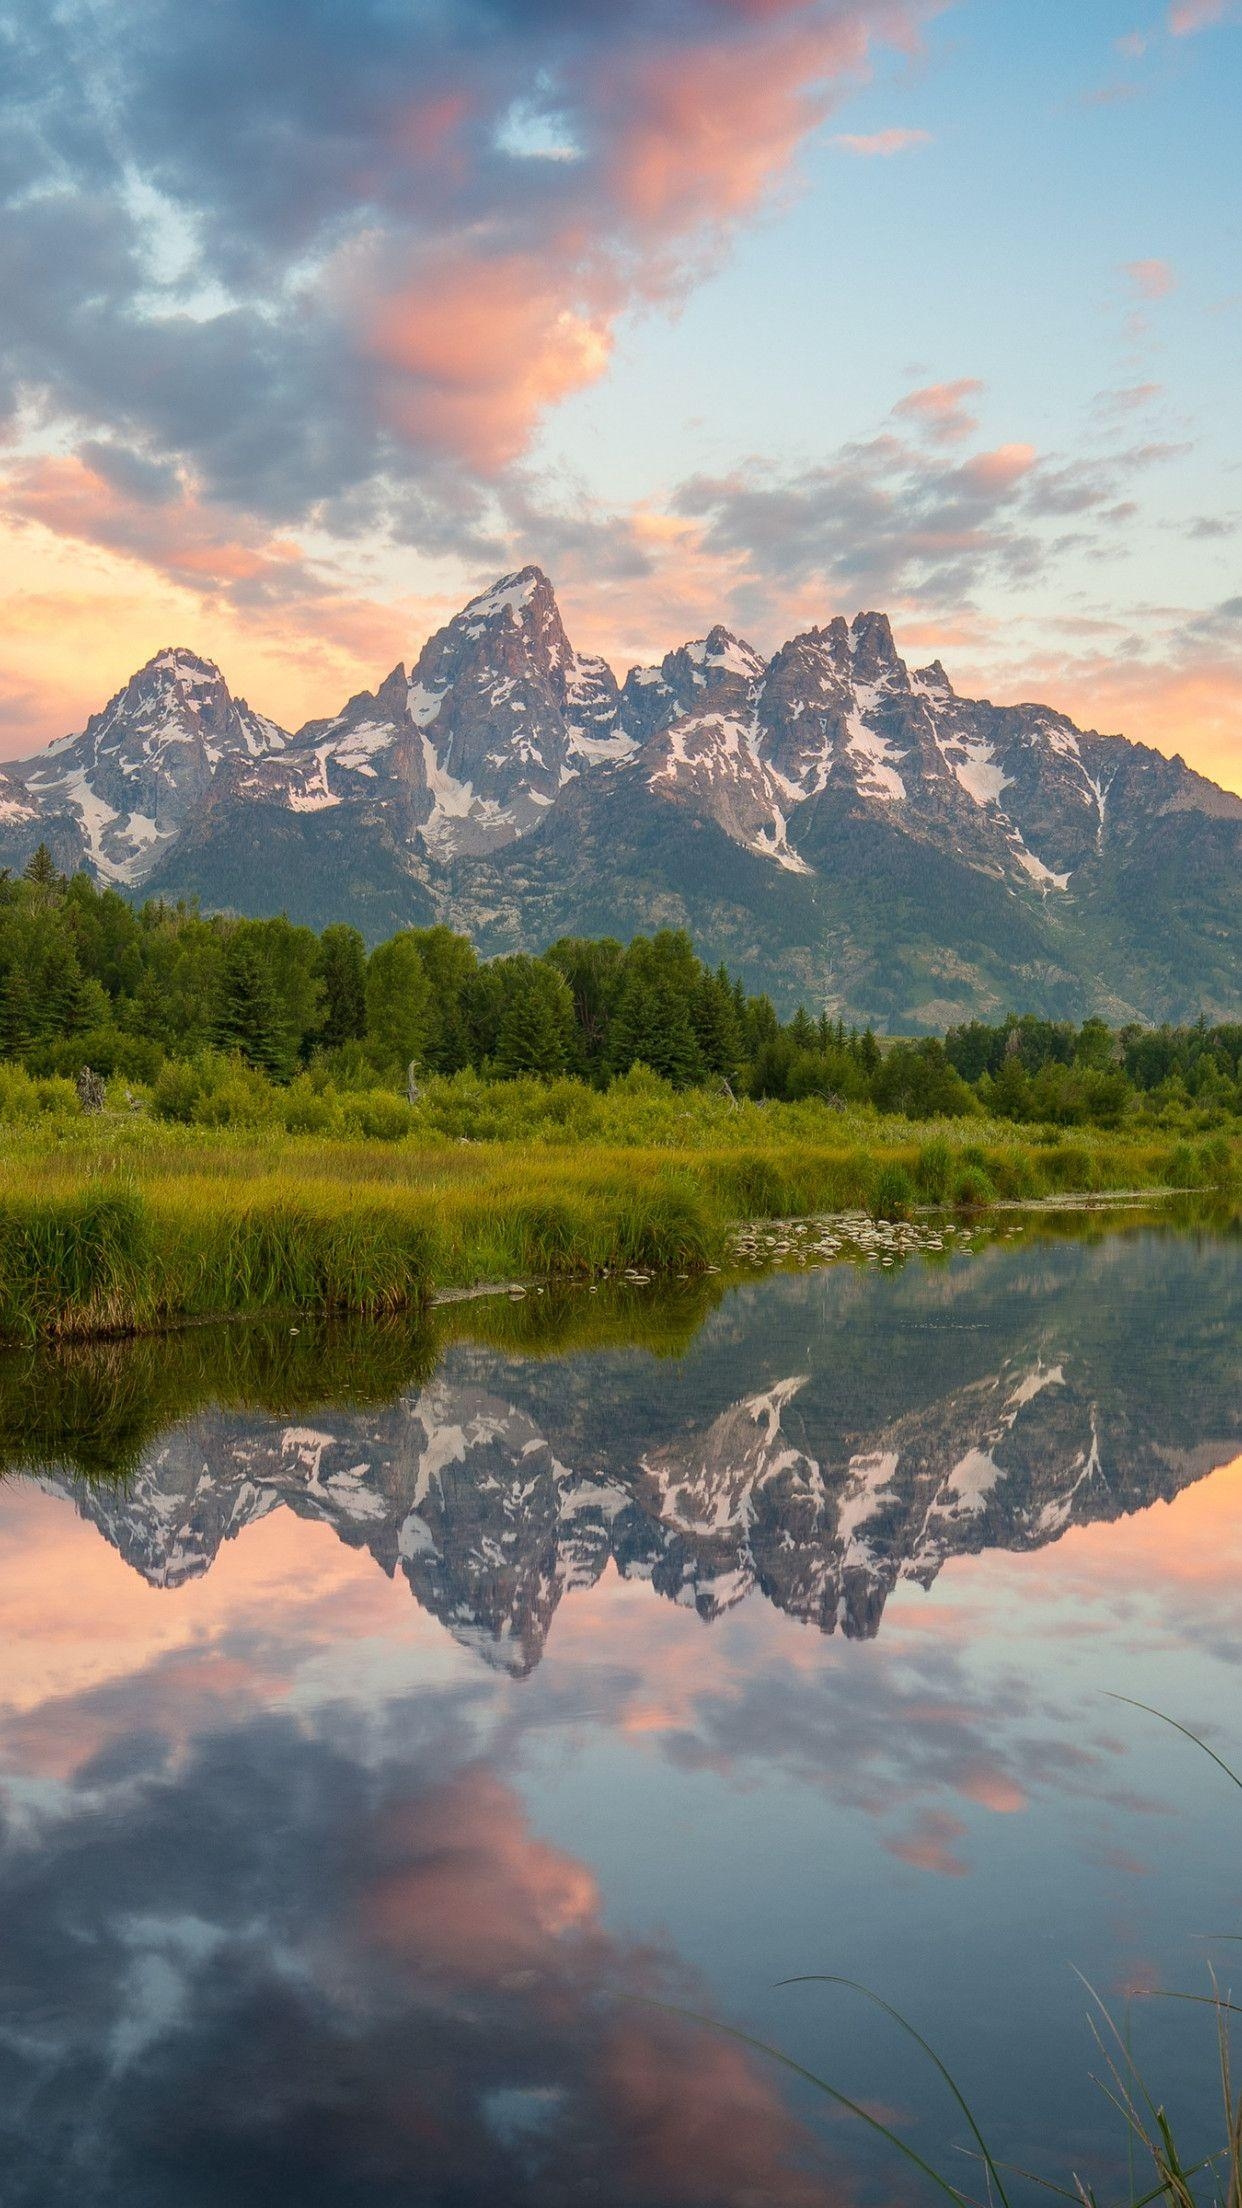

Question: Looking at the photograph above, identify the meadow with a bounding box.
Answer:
[0,1063,1236,1345]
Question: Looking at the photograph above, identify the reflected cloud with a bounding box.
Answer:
[0,1718,844,2206]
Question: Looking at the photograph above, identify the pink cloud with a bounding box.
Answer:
[832,126,933,155]
[956,441,1038,493]
[1125,257,1177,300]
[1168,0,1232,31]
[363,247,616,473]
[893,377,984,444]
[885,1809,970,1877]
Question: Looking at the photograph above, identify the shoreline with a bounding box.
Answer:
[0,1172,1226,1351]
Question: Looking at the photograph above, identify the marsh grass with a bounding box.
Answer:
[0,1097,1235,1343]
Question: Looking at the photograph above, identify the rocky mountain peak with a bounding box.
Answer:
[847,610,905,686]
[12,642,288,885]
[1,568,1236,1027]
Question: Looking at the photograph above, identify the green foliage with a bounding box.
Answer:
[0,868,1233,1143]
[364,931,431,1074]
[213,933,297,1078]
[869,1163,916,1220]
[492,957,575,1077]
[313,924,367,1050]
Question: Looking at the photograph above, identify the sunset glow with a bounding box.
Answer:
[0,1,1236,789]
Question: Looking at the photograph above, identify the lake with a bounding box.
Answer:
[0,1215,1238,2207]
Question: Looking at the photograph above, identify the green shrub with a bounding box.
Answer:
[951,1163,995,1209]
[151,1062,205,1124]
[281,1077,343,1137]
[914,1138,952,1201]
[870,1163,916,1221]
[339,1090,413,1141]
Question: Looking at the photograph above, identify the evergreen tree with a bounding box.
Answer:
[407,926,478,1072]
[214,938,295,1079]
[314,925,367,1049]
[23,844,58,890]
[493,963,574,1077]
[0,965,36,1057]
[692,969,744,1081]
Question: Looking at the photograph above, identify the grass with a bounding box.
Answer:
[0,1079,1237,1344]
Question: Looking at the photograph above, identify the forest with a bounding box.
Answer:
[2,847,1240,1131]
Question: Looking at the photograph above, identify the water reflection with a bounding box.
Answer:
[0,1220,1238,2206]
[14,1225,1239,1671]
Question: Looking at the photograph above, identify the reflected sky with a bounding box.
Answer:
[1,1224,1239,2205]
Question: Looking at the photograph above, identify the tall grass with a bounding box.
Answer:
[0,1093,1235,1344]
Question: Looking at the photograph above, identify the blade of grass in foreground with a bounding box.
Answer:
[775,1974,1012,2208]
[636,1997,979,2207]
[1105,1697,1242,1792]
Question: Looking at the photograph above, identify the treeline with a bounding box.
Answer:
[1,851,1239,1127]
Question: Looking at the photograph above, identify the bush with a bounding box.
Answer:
[0,1065,78,1122]
[914,1139,952,1201]
[281,1077,343,1137]
[951,1163,995,1209]
[151,1062,205,1124]
[870,1163,916,1221]
[196,1065,274,1128]
[339,1090,414,1142]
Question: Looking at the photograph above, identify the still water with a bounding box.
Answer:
[0,1218,1238,2207]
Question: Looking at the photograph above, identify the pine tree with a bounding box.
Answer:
[214,938,295,1079]
[493,966,573,1077]
[314,925,367,1049]
[693,970,743,1080]
[0,966,35,1058]
[364,934,431,1075]
[23,844,58,890]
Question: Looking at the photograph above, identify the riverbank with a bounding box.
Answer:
[0,1106,1236,1345]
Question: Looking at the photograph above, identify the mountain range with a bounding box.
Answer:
[2,567,1238,1025]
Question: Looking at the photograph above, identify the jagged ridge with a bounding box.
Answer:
[2,568,1237,1024]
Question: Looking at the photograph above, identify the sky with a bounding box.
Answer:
[0,0,1239,791]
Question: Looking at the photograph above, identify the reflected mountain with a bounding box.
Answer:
[25,1228,1242,1672]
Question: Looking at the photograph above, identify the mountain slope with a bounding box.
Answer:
[1,570,1237,1025]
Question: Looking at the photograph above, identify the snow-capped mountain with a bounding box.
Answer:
[2,568,1237,1023]
[8,647,288,885]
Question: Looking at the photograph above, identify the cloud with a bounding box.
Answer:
[1167,0,1234,31]
[1124,257,1177,300]
[0,0,937,532]
[892,378,983,444]
[884,1808,970,1875]
[0,1708,844,2206]
[832,126,932,155]
[1093,383,1163,418]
